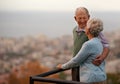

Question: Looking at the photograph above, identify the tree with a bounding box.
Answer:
[8,60,58,84]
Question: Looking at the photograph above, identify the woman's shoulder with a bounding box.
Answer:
[84,38,101,47]
[82,40,92,50]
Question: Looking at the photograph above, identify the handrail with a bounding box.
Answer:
[30,76,87,84]
[30,68,90,84]
[36,68,69,77]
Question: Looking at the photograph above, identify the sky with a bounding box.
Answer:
[0,0,120,12]
[0,0,120,38]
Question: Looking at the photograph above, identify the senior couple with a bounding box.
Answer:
[57,7,109,84]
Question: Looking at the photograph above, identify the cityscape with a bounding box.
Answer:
[0,30,120,84]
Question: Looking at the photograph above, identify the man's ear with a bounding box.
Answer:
[88,15,90,19]
[74,16,77,21]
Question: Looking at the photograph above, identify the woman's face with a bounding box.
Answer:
[85,26,89,35]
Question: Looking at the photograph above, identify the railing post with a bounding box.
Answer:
[30,76,34,84]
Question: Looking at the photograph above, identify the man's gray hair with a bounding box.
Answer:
[87,18,103,37]
[75,7,90,17]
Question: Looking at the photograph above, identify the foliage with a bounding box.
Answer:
[107,73,120,84]
[8,61,58,84]
[59,72,67,80]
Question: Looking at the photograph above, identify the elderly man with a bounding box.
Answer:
[72,7,109,81]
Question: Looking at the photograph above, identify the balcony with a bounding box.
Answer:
[30,68,90,84]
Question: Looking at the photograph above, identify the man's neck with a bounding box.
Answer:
[78,27,84,30]
[78,25,85,30]
[77,26,85,31]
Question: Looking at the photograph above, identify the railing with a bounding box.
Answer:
[30,68,90,84]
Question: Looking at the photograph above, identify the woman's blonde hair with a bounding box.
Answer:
[87,18,103,37]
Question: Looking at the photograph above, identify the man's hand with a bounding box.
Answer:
[92,55,104,66]
[93,47,110,66]
[56,64,62,69]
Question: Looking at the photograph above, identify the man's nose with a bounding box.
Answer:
[81,19,85,22]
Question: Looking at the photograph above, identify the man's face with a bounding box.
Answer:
[74,10,89,28]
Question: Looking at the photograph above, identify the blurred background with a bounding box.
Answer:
[0,0,120,84]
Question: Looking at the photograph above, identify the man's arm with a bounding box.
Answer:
[93,47,110,66]
[100,47,110,60]
[93,32,110,66]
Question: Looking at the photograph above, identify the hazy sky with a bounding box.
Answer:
[0,0,120,12]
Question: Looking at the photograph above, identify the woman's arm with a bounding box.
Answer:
[61,43,91,69]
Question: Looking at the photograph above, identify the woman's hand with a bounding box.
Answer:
[56,64,62,69]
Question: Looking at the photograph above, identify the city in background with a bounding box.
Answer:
[0,0,120,84]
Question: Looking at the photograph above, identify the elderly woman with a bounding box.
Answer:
[57,18,106,84]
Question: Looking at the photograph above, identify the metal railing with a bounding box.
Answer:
[30,68,90,84]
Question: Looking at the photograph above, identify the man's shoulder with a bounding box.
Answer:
[73,26,77,31]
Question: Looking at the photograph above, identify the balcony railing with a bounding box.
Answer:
[30,68,91,84]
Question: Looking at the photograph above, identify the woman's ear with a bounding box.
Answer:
[86,28,90,35]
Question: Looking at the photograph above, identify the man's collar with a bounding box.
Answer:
[76,26,85,33]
